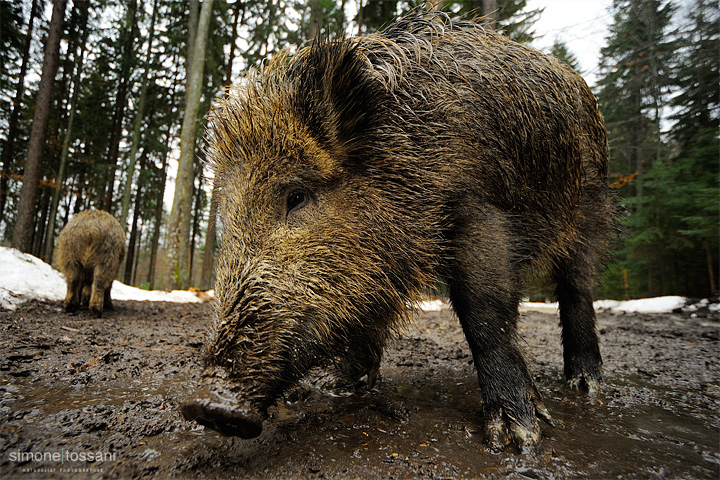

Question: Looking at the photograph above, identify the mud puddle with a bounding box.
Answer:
[0,299,717,479]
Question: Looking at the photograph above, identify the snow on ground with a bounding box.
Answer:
[0,246,709,315]
[521,296,690,314]
[424,297,692,314]
[0,247,201,311]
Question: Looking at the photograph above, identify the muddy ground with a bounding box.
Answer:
[0,299,717,479]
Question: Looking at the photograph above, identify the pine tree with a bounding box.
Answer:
[164,0,215,290]
[667,0,719,294]
[0,0,38,228]
[12,0,67,253]
[550,40,582,73]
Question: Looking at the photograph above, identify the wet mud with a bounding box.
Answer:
[0,299,717,479]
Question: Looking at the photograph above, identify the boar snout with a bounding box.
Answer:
[181,368,265,439]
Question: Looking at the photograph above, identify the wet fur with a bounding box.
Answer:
[205,11,615,446]
[55,210,126,317]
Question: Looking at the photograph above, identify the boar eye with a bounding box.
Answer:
[286,190,309,215]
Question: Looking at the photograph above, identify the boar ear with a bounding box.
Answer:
[292,40,390,165]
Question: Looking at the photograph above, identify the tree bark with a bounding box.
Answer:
[124,150,146,284]
[119,0,157,233]
[482,0,497,29]
[163,0,214,290]
[707,243,717,294]
[101,0,138,211]
[189,171,204,284]
[12,0,67,253]
[308,0,321,41]
[0,0,39,225]
[43,5,90,262]
[199,2,241,289]
[147,54,181,290]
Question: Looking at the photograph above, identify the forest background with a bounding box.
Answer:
[0,0,717,299]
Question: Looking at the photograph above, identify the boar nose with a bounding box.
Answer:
[180,376,264,438]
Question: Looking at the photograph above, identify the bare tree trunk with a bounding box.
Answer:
[186,0,199,75]
[224,2,243,86]
[43,6,90,262]
[164,0,214,290]
[147,54,181,290]
[199,3,241,290]
[148,148,168,290]
[101,0,138,212]
[119,0,157,233]
[707,243,717,294]
[0,0,39,225]
[200,185,219,290]
[12,0,67,253]
[124,150,146,284]
[308,0,321,40]
[482,0,497,29]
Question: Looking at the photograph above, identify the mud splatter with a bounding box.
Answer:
[0,300,717,479]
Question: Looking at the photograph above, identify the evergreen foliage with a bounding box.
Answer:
[2,0,715,297]
[597,0,718,298]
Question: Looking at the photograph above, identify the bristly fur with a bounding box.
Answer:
[202,9,615,442]
[55,210,126,317]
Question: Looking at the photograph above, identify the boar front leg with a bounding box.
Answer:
[447,210,552,452]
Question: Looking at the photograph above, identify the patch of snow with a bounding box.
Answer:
[595,296,686,314]
[0,246,202,310]
[0,246,703,316]
[520,302,559,313]
[0,247,66,310]
[417,299,448,312]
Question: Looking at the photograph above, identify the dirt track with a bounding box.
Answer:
[0,299,718,479]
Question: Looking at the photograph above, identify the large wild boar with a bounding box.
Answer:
[181,11,616,451]
[55,209,126,317]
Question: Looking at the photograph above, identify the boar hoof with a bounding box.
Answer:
[181,386,263,439]
[568,373,601,395]
[484,415,541,454]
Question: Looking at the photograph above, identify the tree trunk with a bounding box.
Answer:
[148,146,169,290]
[124,151,145,284]
[43,6,90,262]
[164,0,214,291]
[200,185,219,290]
[482,0,497,29]
[308,0,321,40]
[119,0,157,233]
[147,54,181,290]
[0,0,39,225]
[225,3,242,86]
[12,0,67,253]
[101,0,138,212]
[131,219,143,285]
[32,188,51,256]
[707,243,717,295]
[186,0,200,78]
[199,4,240,290]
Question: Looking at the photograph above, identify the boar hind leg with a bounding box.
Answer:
[104,285,114,311]
[448,213,552,452]
[89,265,113,318]
[336,329,384,389]
[64,274,82,313]
[553,228,605,394]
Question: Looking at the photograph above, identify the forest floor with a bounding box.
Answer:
[0,299,718,479]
